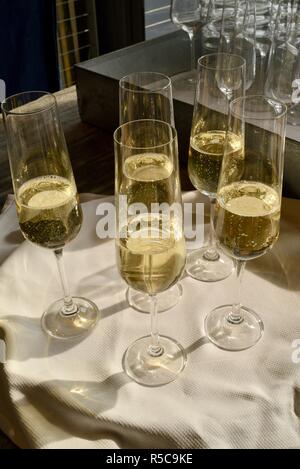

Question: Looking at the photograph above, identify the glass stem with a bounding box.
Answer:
[148,295,164,357]
[188,31,196,72]
[227,260,246,325]
[203,198,220,261]
[54,249,78,316]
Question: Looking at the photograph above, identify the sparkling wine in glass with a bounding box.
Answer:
[115,119,187,386]
[119,72,183,313]
[186,53,245,282]
[205,95,287,351]
[2,92,100,340]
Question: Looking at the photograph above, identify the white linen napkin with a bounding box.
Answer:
[0,193,300,449]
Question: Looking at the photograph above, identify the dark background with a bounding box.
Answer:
[0,0,145,97]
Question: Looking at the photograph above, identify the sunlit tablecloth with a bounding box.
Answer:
[0,192,300,449]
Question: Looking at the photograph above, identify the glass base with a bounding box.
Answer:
[204,304,264,351]
[123,335,187,386]
[42,297,100,340]
[186,247,233,282]
[126,284,183,313]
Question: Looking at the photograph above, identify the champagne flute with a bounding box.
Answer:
[265,1,300,125]
[218,0,256,92]
[171,0,208,81]
[2,92,100,340]
[201,0,239,55]
[232,0,256,91]
[205,95,287,351]
[115,119,187,386]
[119,72,175,126]
[119,72,182,314]
[186,53,245,282]
[252,0,277,94]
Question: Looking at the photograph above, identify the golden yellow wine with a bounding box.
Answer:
[215,181,281,260]
[121,153,174,209]
[188,131,243,197]
[16,176,82,249]
[117,214,186,295]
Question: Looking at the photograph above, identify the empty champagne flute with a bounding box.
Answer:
[265,1,300,125]
[205,95,287,351]
[201,0,239,55]
[2,92,100,340]
[119,72,183,314]
[233,0,256,91]
[186,53,245,282]
[115,119,187,386]
[218,0,256,91]
[253,1,275,93]
[171,0,208,81]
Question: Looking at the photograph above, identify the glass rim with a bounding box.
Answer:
[198,53,246,71]
[114,119,177,150]
[119,72,172,93]
[1,91,57,116]
[230,95,288,121]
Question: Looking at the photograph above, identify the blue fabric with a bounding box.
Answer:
[0,0,60,97]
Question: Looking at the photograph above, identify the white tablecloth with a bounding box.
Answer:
[0,193,300,449]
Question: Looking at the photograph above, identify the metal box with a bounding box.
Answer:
[75,30,300,198]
